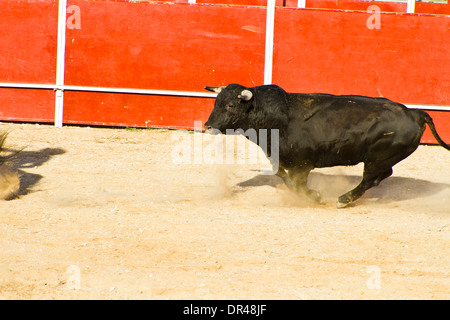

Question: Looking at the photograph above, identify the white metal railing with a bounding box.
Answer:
[1,82,447,112]
[0,82,218,98]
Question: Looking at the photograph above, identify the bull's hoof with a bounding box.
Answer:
[308,190,325,205]
[336,195,352,209]
[336,201,350,209]
[315,196,326,205]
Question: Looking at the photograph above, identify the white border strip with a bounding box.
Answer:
[0,82,217,98]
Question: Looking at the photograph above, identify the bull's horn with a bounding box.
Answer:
[204,86,225,94]
[238,89,253,101]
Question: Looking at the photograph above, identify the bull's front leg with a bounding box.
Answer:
[269,159,295,190]
[275,168,294,190]
[288,167,324,204]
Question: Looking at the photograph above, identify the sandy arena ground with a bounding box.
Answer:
[0,122,449,299]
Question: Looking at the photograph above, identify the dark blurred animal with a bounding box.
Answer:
[0,132,20,200]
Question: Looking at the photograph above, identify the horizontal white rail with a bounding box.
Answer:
[1,82,449,112]
[0,83,56,90]
[404,104,450,112]
[0,82,217,98]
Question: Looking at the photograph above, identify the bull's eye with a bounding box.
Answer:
[225,103,233,109]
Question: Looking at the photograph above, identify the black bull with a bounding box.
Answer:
[204,84,450,208]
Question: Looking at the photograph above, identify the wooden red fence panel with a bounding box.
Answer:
[64,1,266,91]
[62,1,266,129]
[0,89,55,123]
[0,0,58,84]
[63,91,215,128]
[273,7,450,106]
[0,1,58,123]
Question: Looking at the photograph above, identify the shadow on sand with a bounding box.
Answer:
[6,147,66,197]
[238,170,449,205]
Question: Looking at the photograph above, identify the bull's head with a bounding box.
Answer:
[204,84,254,134]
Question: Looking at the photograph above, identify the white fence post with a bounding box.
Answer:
[407,0,415,13]
[298,0,306,8]
[264,0,276,85]
[55,0,67,128]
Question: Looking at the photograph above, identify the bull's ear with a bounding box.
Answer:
[204,86,225,94]
[238,89,253,101]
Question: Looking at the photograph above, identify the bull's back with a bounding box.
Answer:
[285,94,423,167]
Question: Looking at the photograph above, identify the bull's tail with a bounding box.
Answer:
[417,110,450,151]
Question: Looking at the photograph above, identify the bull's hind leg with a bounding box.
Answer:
[336,135,421,208]
[336,166,393,208]
[373,168,393,187]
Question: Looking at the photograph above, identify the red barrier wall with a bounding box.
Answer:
[0,0,448,144]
